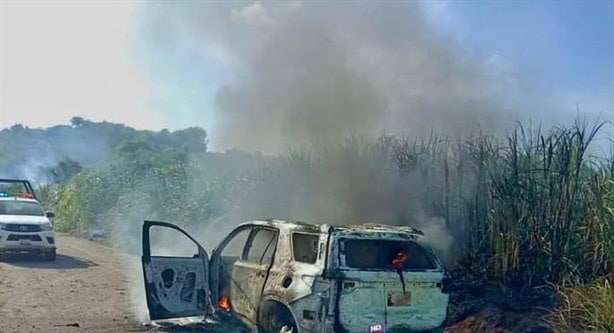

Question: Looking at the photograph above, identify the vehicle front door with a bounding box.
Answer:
[209,225,252,312]
[141,221,212,320]
[231,227,278,324]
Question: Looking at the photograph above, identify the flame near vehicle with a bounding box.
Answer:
[390,249,409,269]
[218,296,230,312]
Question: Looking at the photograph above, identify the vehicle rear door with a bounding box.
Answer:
[334,235,386,332]
[142,221,212,320]
[333,235,449,332]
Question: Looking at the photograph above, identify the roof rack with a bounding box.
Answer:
[0,179,37,199]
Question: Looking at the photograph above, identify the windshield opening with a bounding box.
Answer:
[0,201,45,216]
[342,239,436,270]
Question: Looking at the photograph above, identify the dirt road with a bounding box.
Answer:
[0,234,149,333]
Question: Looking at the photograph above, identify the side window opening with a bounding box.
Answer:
[244,228,278,265]
[220,228,251,260]
[149,225,200,257]
[292,233,319,264]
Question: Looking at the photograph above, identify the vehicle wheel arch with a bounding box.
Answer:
[257,295,299,333]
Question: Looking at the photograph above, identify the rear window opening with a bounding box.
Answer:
[341,239,436,270]
[292,233,319,264]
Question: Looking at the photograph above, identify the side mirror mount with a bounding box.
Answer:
[46,212,55,218]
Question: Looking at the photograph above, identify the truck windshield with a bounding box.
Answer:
[0,201,45,216]
[342,239,436,270]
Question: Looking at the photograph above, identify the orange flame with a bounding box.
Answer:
[391,250,408,269]
[218,295,231,311]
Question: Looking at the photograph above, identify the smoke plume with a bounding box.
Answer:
[141,2,530,153]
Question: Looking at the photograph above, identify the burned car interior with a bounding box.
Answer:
[215,226,250,311]
[341,239,436,271]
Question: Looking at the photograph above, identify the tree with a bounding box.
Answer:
[9,124,25,131]
[70,116,85,128]
[172,127,208,152]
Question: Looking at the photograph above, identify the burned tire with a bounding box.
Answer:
[258,301,297,333]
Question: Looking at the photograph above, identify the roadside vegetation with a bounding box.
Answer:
[546,276,613,332]
[1,118,612,332]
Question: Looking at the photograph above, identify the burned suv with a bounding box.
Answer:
[142,220,449,333]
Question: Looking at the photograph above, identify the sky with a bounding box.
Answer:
[0,1,612,137]
[0,1,162,129]
[421,1,614,114]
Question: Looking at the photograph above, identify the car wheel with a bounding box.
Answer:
[44,250,56,261]
[258,301,297,333]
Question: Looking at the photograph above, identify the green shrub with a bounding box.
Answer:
[547,276,614,332]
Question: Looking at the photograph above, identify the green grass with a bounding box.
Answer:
[547,276,614,333]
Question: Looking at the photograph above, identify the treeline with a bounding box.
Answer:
[0,117,207,183]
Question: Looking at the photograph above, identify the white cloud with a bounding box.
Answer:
[0,1,162,129]
[231,2,272,28]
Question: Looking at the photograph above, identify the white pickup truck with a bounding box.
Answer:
[0,179,56,261]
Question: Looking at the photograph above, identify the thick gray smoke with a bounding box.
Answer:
[123,4,572,321]
[141,2,530,153]
[132,2,542,267]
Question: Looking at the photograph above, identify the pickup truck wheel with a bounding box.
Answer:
[258,301,297,333]
[44,250,56,261]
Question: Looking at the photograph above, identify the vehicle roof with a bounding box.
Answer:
[242,219,424,237]
[245,219,328,233]
[334,223,424,236]
[0,197,40,203]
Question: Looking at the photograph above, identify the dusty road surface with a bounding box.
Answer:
[0,234,149,333]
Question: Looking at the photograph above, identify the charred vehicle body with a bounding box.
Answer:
[142,220,450,332]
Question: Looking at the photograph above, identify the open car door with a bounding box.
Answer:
[142,221,213,320]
